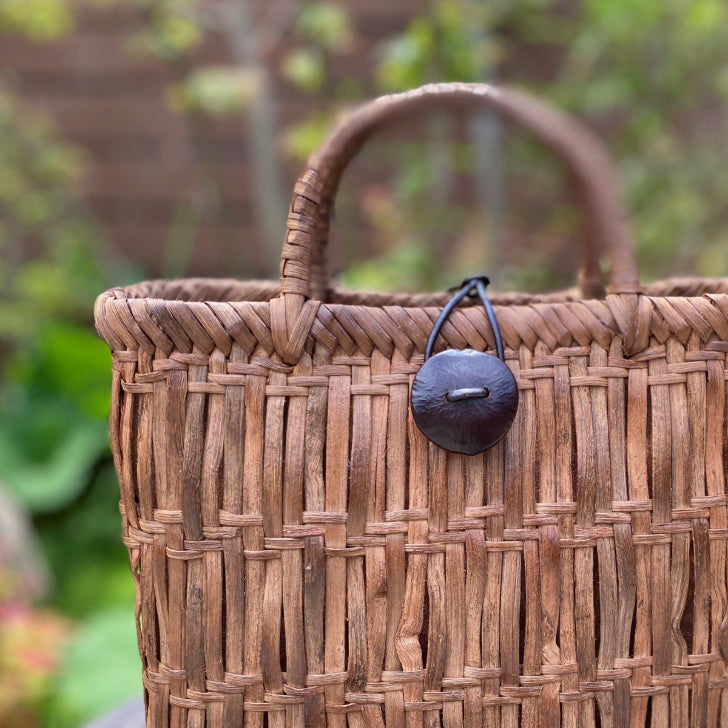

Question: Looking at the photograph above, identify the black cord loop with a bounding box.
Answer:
[424,276,506,362]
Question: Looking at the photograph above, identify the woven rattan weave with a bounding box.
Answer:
[95,84,728,728]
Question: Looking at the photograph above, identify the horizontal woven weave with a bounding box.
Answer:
[96,277,728,728]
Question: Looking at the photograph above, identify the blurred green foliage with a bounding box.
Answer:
[296,2,353,52]
[552,0,728,279]
[0,325,110,513]
[376,2,506,89]
[286,0,728,289]
[0,5,140,726]
[125,0,202,59]
[2,1,728,726]
[0,0,73,40]
[66,0,728,290]
[33,462,142,726]
[168,66,262,115]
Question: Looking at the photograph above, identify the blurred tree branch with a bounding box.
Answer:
[210,0,289,271]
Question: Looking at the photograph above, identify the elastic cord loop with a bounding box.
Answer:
[424,276,506,362]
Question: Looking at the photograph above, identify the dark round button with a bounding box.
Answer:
[411,349,519,455]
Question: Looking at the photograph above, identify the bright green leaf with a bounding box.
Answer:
[51,606,141,724]
[168,66,261,116]
[281,47,326,93]
[0,0,73,41]
[126,0,201,60]
[296,2,353,52]
[376,33,430,91]
[0,422,109,513]
[283,112,337,161]
[340,244,438,294]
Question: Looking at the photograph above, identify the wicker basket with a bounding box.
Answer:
[95,83,728,728]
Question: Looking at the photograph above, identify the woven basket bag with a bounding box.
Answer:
[95,83,728,728]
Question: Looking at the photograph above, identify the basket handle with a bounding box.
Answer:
[280,83,639,303]
[273,83,641,363]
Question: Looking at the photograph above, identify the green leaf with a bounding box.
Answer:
[168,66,261,116]
[5,323,112,419]
[281,47,326,93]
[296,2,353,52]
[158,11,200,53]
[34,461,132,618]
[0,421,109,513]
[376,20,433,91]
[126,1,201,60]
[0,0,73,41]
[50,606,141,724]
[0,322,112,512]
[340,244,438,294]
[283,112,337,161]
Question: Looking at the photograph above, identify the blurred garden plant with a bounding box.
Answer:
[0,484,69,728]
[0,1,141,725]
[0,565,69,728]
[123,0,728,291]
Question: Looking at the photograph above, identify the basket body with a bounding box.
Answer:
[95,277,728,728]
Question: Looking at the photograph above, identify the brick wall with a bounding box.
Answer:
[0,2,424,280]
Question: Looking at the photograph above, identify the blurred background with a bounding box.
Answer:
[1,0,727,725]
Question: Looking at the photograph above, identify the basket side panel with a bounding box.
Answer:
[100,293,728,728]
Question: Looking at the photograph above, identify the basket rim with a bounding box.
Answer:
[98,275,728,307]
[95,276,728,359]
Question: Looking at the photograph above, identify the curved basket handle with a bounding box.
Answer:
[281,82,639,297]
[274,82,641,363]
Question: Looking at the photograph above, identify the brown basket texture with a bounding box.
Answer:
[95,83,728,728]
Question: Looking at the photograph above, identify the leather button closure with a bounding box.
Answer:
[411,349,519,455]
